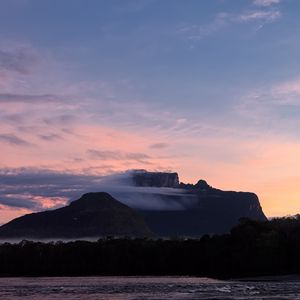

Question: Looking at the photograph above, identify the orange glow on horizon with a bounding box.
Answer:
[1,122,300,221]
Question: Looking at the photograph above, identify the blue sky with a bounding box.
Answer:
[1,0,300,221]
[1,0,297,105]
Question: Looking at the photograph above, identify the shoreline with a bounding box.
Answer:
[0,274,299,281]
[234,274,300,282]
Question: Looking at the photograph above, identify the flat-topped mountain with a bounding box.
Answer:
[0,192,152,239]
[130,171,267,236]
[132,170,179,187]
[0,171,267,239]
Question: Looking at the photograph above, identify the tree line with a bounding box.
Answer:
[0,216,300,278]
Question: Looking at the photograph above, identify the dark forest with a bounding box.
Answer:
[1,217,300,278]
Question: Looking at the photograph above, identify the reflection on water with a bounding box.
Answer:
[0,276,300,299]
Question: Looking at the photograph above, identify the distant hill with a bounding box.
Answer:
[0,192,152,239]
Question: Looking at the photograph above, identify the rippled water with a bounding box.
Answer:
[0,276,300,299]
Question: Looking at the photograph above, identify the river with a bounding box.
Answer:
[0,276,300,299]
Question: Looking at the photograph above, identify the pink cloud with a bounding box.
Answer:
[272,78,300,96]
[0,205,31,225]
[2,121,300,219]
[1,40,300,223]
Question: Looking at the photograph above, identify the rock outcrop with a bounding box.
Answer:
[132,170,179,187]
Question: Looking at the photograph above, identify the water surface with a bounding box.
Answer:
[0,276,300,299]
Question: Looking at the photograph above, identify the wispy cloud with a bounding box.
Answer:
[87,149,152,164]
[253,0,281,7]
[272,77,300,97]
[254,77,300,106]
[0,168,102,211]
[149,143,169,149]
[38,133,63,141]
[177,13,229,40]
[0,168,188,213]
[233,76,300,137]
[43,114,77,125]
[0,134,33,147]
[0,42,229,148]
[237,10,281,22]
[0,47,38,75]
[177,0,282,40]
[0,93,62,103]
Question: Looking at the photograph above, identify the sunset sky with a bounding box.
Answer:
[1,0,300,223]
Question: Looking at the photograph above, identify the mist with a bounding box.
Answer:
[0,169,199,213]
[76,170,199,211]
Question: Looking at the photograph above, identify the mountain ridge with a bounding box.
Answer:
[0,171,267,238]
[0,192,152,239]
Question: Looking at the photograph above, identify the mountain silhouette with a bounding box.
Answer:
[0,192,152,239]
[134,172,267,236]
[0,171,267,239]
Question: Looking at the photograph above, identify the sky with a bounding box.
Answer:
[1,0,300,223]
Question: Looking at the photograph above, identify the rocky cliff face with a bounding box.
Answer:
[134,172,267,236]
[0,192,152,239]
[132,170,179,187]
